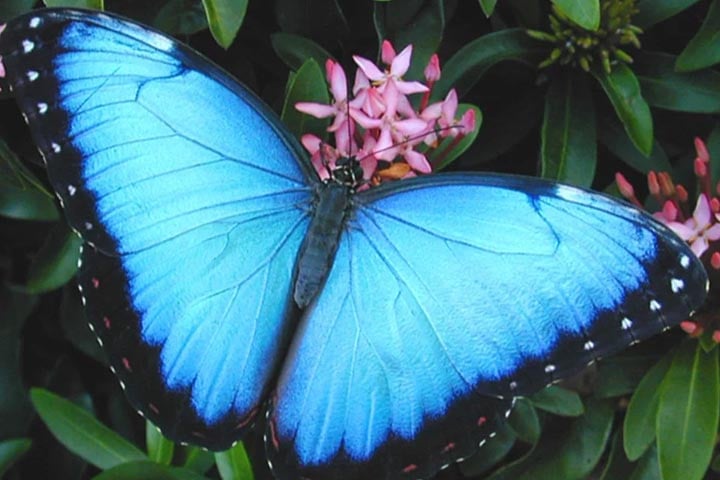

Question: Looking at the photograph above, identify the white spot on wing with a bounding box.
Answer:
[26,70,38,81]
[29,17,41,28]
[583,340,595,351]
[51,142,61,153]
[680,255,690,268]
[671,278,684,293]
[621,317,633,330]
[37,102,47,114]
[650,300,661,311]
[544,364,556,373]
[21,39,34,53]
[67,185,76,196]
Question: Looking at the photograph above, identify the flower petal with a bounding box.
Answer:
[328,62,348,102]
[395,80,429,95]
[295,102,337,118]
[381,40,396,65]
[391,44,413,77]
[301,134,322,154]
[353,55,385,81]
[691,237,709,257]
[404,149,432,173]
[395,118,429,137]
[693,194,712,227]
[706,223,720,241]
[666,221,695,240]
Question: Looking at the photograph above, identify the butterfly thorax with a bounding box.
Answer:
[293,182,352,307]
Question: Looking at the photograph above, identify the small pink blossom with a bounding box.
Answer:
[666,194,720,257]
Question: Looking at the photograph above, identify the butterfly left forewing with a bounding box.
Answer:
[0,9,314,449]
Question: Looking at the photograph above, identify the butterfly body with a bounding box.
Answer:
[0,8,708,480]
[294,182,351,307]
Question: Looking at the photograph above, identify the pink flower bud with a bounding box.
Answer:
[424,54,441,83]
[459,109,476,135]
[647,171,660,196]
[713,330,720,343]
[661,200,678,222]
[712,252,720,270]
[711,197,720,213]
[680,320,701,336]
[695,137,710,163]
[676,184,688,203]
[615,172,635,199]
[695,157,708,177]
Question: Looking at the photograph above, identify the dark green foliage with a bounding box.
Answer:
[1,1,719,479]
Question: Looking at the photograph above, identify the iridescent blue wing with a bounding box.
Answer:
[267,173,707,479]
[0,9,315,449]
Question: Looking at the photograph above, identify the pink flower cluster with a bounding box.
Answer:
[296,41,475,186]
[616,137,720,341]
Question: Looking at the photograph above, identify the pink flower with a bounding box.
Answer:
[666,194,720,257]
[295,41,474,184]
[296,60,351,133]
[353,42,428,95]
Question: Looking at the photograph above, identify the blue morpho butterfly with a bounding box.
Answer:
[0,8,709,480]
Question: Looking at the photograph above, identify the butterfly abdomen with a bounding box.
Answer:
[293,183,351,307]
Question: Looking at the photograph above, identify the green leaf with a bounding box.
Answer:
[599,432,635,480]
[0,0,35,21]
[434,29,547,99]
[280,58,331,140]
[373,0,444,81]
[201,0,248,49]
[629,443,661,480]
[635,51,720,113]
[429,104,483,170]
[487,398,614,480]
[0,288,36,438]
[540,71,596,187]
[25,225,82,293]
[146,422,174,465]
[634,0,703,28]
[458,422,516,476]
[531,386,584,417]
[43,0,103,8]
[593,64,653,156]
[594,353,659,399]
[182,447,215,474]
[657,341,720,480]
[676,0,720,71]
[597,113,670,173]
[215,442,253,480]
[459,91,543,167]
[271,33,333,72]
[60,285,107,364]
[0,140,58,220]
[552,0,600,30]
[623,351,673,460]
[154,0,208,36]
[30,388,147,470]
[507,397,541,444]
[0,438,31,478]
[93,461,208,480]
[0,138,54,197]
[479,0,498,17]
